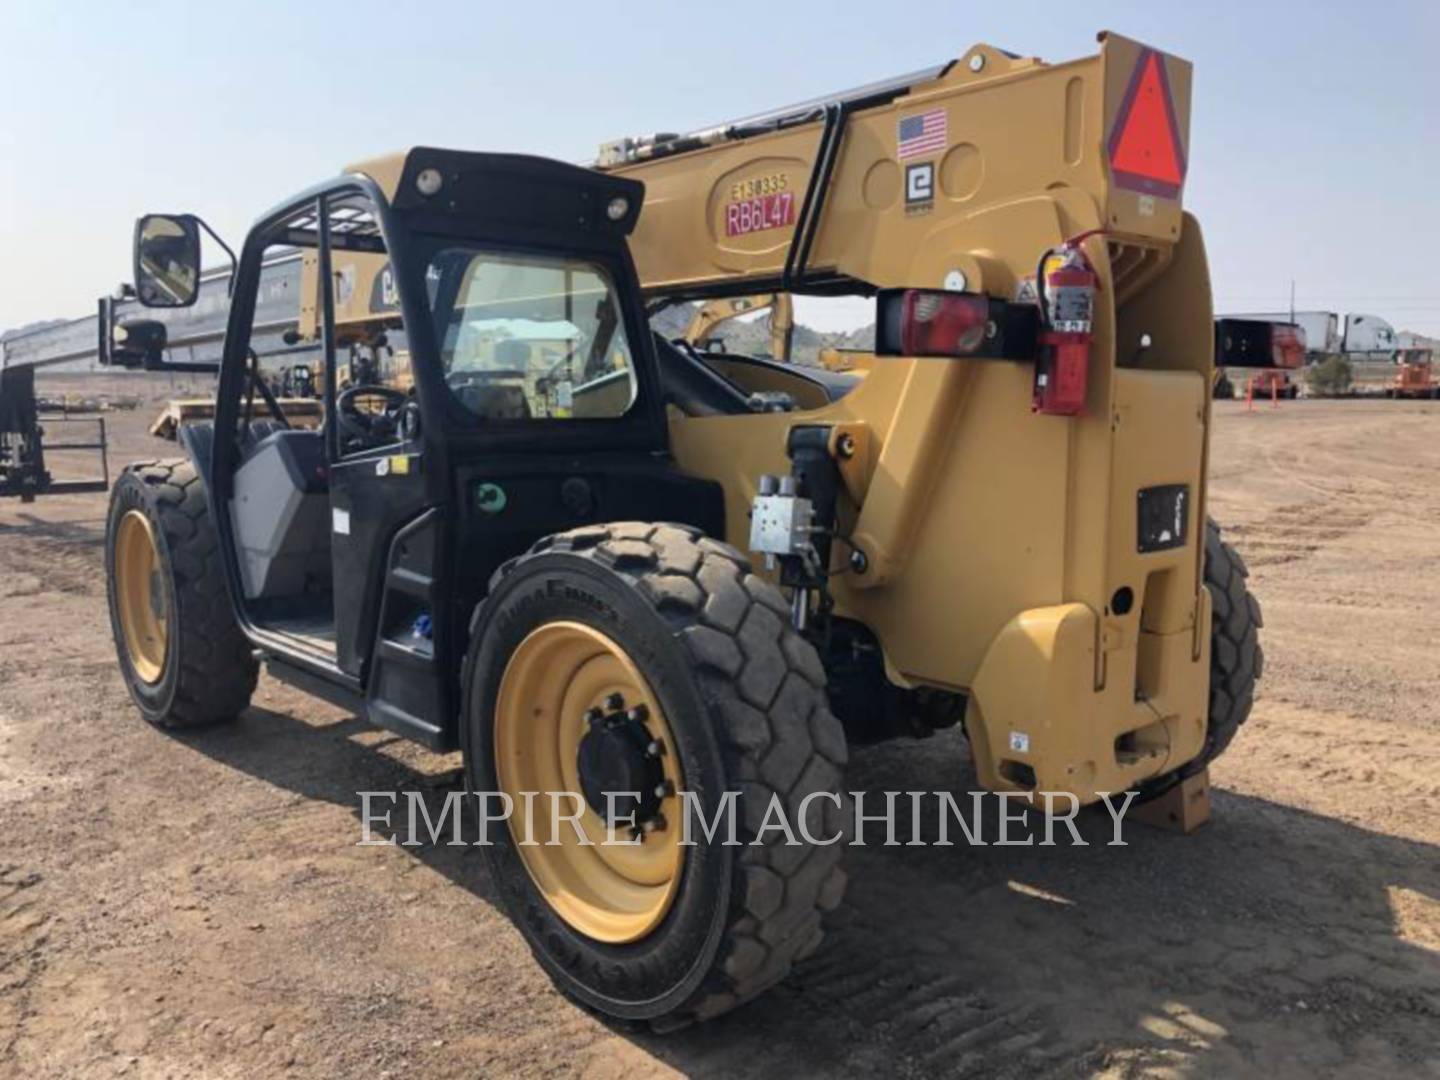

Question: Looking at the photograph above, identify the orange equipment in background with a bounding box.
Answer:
[1390,348,1436,399]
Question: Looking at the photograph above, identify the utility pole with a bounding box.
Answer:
[1289,279,1296,323]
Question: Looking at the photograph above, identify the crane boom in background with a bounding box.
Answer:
[0,254,312,499]
[0,253,308,374]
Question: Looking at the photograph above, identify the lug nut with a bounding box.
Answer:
[584,707,604,728]
[645,813,668,833]
[837,433,856,459]
[627,704,649,723]
[604,692,625,712]
[654,780,675,799]
[646,739,666,758]
[850,549,869,573]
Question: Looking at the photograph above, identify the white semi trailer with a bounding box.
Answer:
[1226,310,1398,362]
[1227,311,1339,359]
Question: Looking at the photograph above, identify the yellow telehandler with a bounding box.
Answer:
[102,31,1260,1028]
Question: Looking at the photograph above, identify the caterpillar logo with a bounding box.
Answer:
[368,262,401,312]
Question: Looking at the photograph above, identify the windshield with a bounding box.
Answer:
[428,249,638,421]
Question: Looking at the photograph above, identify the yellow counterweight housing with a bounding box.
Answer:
[607,33,1216,803]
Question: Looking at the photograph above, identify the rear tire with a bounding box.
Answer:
[105,459,257,727]
[1195,516,1263,769]
[462,522,849,1029]
[1134,518,1262,802]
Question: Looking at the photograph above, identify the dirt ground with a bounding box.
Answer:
[2,395,1438,1078]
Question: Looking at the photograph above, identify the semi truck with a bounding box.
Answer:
[1226,310,1399,364]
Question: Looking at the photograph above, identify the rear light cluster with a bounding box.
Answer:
[894,291,990,355]
[875,289,1038,362]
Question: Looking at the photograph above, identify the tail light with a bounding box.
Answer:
[895,291,990,356]
[876,289,1038,360]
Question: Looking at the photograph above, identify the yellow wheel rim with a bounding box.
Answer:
[495,622,685,944]
[115,509,169,684]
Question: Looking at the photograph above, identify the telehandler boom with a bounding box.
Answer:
[99,31,1261,1030]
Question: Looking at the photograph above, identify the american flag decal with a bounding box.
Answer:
[897,108,948,160]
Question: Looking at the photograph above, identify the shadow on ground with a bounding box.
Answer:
[0,511,107,545]
[180,706,1440,1077]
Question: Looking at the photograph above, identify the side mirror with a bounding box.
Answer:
[110,319,169,369]
[133,214,201,308]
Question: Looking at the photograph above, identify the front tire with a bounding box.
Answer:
[105,459,257,727]
[462,522,849,1028]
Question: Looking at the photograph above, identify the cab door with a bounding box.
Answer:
[315,191,447,747]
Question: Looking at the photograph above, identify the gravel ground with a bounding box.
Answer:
[1,395,1438,1078]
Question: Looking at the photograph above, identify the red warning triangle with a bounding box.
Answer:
[1108,50,1186,196]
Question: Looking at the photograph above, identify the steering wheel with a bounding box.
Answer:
[336,384,408,446]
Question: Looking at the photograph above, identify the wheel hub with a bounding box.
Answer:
[576,696,666,827]
[114,508,169,685]
[493,621,685,943]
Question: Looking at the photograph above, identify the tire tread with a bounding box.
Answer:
[1198,516,1263,767]
[468,521,849,1029]
[113,459,257,727]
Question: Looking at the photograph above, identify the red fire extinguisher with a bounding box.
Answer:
[1033,230,1103,416]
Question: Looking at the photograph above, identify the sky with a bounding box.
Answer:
[2,0,1437,336]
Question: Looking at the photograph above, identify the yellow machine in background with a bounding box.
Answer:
[682,293,795,360]
[296,250,415,393]
[298,248,637,416]
[148,396,322,440]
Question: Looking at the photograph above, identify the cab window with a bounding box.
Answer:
[429,249,638,421]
